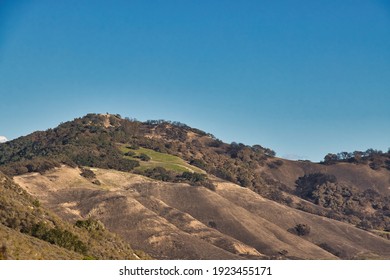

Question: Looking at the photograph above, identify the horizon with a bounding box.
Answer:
[1,0,389,162]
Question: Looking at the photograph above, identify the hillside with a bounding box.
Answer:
[1,113,390,259]
[0,171,149,260]
[13,166,390,259]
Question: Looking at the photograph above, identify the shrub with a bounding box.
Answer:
[180,172,206,183]
[80,168,96,179]
[124,151,136,157]
[189,159,207,170]
[32,199,40,208]
[91,179,101,185]
[318,243,341,257]
[208,139,223,147]
[208,221,217,228]
[289,223,311,236]
[75,219,105,232]
[179,172,216,190]
[295,224,311,236]
[138,153,151,161]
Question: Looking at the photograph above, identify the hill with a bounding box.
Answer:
[0,113,389,259]
[13,166,390,259]
[0,171,149,259]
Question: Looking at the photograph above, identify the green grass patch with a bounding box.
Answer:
[119,145,204,174]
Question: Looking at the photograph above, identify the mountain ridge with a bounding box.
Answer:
[1,113,389,259]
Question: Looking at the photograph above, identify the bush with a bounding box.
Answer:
[180,172,206,184]
[75,219,105,232]
[32,199,40,208]
[318,243,341,257]
[80,168,96,179]
[189,159,207,170]
[295,224,311,236]
[124,151,136,157]
[289,223,311,236]
[208,221,217,228]
[208,139,223,148]
[138,153,151,161]
[91,179,101,185]
[179,172,216,190]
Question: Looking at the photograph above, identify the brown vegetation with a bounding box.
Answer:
[0,171,149,259]
[1,113,390,259]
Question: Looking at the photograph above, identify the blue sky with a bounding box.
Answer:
[0,0,389,162]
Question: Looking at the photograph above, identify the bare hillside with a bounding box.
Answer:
[14,166,390,259]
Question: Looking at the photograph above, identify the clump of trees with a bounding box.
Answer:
[135,168,216,191]
[29,222,88,254]
[323,149,390,171]
[178,171,216,191]
[75,219,105,233]
[0,158,62,177]
[135,167,175,182]
[179,171,207,184]
[295,173,390,231]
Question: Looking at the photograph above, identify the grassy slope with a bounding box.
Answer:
[120,145,204,173]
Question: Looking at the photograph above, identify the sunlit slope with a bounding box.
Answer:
[15,166,390,259]
[120,145,204,173]
[0,171,148,260]
[215,179,390,259]
[15,167,259,259]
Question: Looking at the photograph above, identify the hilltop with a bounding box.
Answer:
[0,113,389,259]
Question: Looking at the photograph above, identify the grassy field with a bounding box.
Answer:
[120,145,204,173]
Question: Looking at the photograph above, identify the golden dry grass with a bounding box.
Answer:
[13,166,390,260]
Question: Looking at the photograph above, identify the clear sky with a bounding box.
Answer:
[0,0,389,162]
